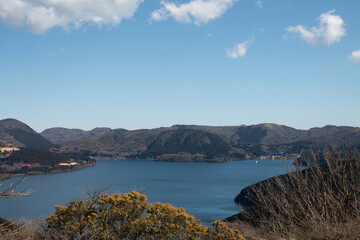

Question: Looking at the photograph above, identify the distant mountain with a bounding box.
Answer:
[139,129,247,161]
[170,125,240,139]
[59,123,360,161]
[0,119,54,149]
[60,128,165,158]
[144,129,231,156]
[0,119,98,180]
[3,118,358,162]
[174,124,360,153]
[41,127,128,144]
[231,124,360,145]
[60,128,246,161]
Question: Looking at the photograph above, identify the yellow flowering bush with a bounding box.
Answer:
[46,191,248,240]
[46,200,97,239]
[144,202,208,239]
[210,220,246,240]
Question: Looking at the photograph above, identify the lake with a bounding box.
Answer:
[0,159,292,225]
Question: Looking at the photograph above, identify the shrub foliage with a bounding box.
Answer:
[46,191,246,240]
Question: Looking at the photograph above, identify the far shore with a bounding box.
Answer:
[1,157,294,182]
[0,162,96,182]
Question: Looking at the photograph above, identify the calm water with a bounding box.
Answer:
[0,159,292,225]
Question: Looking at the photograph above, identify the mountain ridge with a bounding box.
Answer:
[2,118,360,162]
[0,118,54,149]
[41,127,128,145]
[57,123,360,161]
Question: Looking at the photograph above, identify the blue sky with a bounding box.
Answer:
[0,0,359,132]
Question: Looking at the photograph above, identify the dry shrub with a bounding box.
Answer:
[227,220,267,240]
[0,217,45,240]
[234,147,360,240]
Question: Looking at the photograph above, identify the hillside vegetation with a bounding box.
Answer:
[0,119,54,149]
[0,119,97,179]
[58,123,360,161]
[0,148,96,180]
[3,118,360,162]
[139,129,246,161]
[41,127,128,145]
[226,147,360,240]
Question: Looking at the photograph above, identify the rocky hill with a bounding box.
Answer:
[0,119,54,149]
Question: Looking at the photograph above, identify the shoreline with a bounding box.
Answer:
[1,157,294,182]
[0,161,97,182]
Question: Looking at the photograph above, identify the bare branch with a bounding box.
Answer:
[233,146,360,239]
[0,176,35,199]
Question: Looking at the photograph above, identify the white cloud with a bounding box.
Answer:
[0,0,144,33]
[226,38,254,59]
[286,10,346,46]
[150,0,238,25]
[255,0,264,8]
[348,50,360,64]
